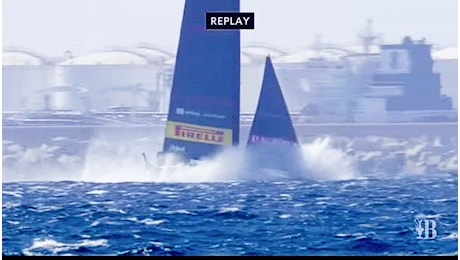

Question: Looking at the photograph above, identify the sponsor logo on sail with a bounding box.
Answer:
[176,108,185,115]
[248,135,294,145]
[175,107,226,119]
[203,113,226,119]
[176,107,199,116]
[166,121,232,145]
[169,144,186,152]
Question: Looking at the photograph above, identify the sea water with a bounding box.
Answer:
[2,176,458,256]
[2,133,458,256]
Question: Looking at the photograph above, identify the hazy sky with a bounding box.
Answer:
[3,0,458,57]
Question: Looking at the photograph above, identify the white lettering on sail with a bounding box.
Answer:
[176,108,185,115]
[175,108,226,119]
[169,144,186,152]
[203,113,226,119]
[176,107,200,116]
[248,135,294,145]
[184,111,201,116]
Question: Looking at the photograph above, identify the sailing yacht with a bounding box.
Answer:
[243,56,307,179]
[145,0,241,168]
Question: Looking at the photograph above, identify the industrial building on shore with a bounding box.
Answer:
[3,38,457,123]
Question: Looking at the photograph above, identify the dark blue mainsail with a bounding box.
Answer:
[160,0,240,162]
[245,56,305,178]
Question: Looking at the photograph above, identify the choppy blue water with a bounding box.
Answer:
[2,174,458,256]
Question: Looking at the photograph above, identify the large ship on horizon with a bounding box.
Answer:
[297,35,456,124]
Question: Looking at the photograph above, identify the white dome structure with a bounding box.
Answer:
[54,49,169,112]
[432,46,458,60]
[239,43,285,112]
[274,48,347,64]
[59,50,151,65]
[129,45,174,64]
[3,50,51,111]
[3,50,44,66]
[242,42,286,63]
